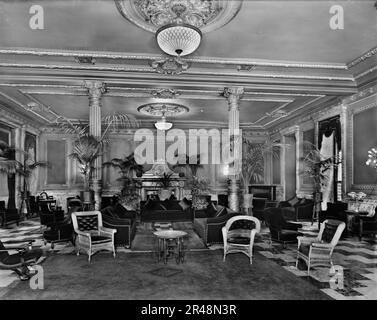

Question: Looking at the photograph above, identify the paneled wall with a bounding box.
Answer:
[38,129,267,205]
[268,83,377,200]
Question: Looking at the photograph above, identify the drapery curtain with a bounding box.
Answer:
[318,116,341,210]
[320,132,334,210]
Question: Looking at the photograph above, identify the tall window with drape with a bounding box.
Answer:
[318,116,342,209]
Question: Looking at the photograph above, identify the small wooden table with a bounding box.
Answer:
[153,230,187,264]
[345,210,370,240]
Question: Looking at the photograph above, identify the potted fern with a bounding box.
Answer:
[155,173,174,200]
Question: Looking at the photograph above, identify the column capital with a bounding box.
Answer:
[83,80,106,98]
[223,87,244,104]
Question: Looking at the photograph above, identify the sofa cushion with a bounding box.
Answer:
[288,196,300,207]
[145,200,167,211]
[101,206,117,219]
[179,198,191,211]
[113,203,136,219]
[205,202,218,218]
[163,200,182,211]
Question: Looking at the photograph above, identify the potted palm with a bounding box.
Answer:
[0,141,48,215]
[300,141,336,221]
[55,112,139,203]
[103,152,144,196]
[69,134,103,203]
[189,176,210,209]
[240,139,281,213]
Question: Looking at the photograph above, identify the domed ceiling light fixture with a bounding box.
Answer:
[156,23,202,57]
[154,110,173,131]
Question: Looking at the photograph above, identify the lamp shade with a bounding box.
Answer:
[156,23,202,56]
[154,116,173,131]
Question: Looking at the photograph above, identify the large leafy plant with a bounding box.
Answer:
[240,139,282,194]
[300,141,336,194]
[0,141,48,200]
[155,173,174,189]
[103,152,144,195]
[55,113,139,191]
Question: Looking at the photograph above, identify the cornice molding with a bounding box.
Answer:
[0,47,348,70]
[355,65,377,80]
[347,46,377,69]
[0,62,355,82]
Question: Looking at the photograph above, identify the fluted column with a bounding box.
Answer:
[223,87,243,212]
[84,80,106,210]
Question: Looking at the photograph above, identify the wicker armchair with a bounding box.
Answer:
[296,219,345,275]
[222,215,261,264]
[71,211,116,262]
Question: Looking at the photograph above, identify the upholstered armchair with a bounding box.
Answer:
[38,202,65,228]
[222,216,261,264]
[71,211,117,262]
[0,201,21,227]
[296,219,345,275]
[0,239,44,280]
[263,207,303,246]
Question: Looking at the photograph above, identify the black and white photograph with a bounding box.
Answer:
[0,0,376,308]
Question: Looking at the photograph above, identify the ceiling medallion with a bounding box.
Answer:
[138,103,189,117]
[150,57,189,75]
[115,0,243,33]
[151,88,181,99]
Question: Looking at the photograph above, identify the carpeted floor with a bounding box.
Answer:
[2,250,330,300]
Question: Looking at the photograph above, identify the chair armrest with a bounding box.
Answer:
[278,201,291,208]
[312,242,332,249]
[297,236,317,245]
[75,230,91,238]
[99,226,117,235]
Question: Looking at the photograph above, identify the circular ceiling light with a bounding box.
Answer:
[156,23,202,56]
[155,115,173,131]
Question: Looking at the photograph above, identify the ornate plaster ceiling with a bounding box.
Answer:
[0,0,375,132]
[115,0,242,33]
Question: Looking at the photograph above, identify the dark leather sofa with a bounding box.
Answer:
[140,199,193,223]
[193,204,240,246]
[278,196,314,221]
[101,203,137,248]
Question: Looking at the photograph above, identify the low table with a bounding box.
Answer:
[153,230,187,264]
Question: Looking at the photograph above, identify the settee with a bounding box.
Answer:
[101,203,137,248]
[278,196,314,221]
[140,199,193,223]
[193,203,240,246]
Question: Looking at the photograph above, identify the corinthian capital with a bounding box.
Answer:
[223,87,244,107]
[83,80,106,98]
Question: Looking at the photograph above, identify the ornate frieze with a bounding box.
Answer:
[150,57,189,75]
[347,46,377,69]
[151,88,181,99]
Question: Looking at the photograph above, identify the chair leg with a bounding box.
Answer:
[307,261,311,276]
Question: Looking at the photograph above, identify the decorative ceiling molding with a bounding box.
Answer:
[151,88,181,99]
[150,57,189,75]
[115,0,242,33]
[347,46,377,69]
[355,65,377,80]
[0,62,354,82]
[0,48,348,70]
